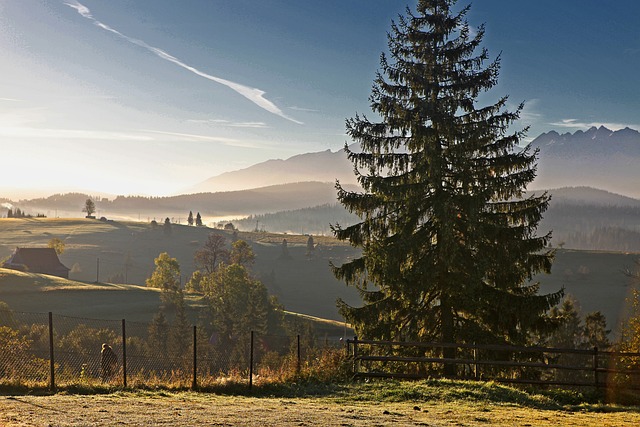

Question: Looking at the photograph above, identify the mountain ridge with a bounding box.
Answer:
[187,127,640,198]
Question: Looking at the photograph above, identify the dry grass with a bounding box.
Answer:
[2,389,640,427]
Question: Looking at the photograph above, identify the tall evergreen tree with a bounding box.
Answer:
[187,211,194,226]
[332,0,562,353]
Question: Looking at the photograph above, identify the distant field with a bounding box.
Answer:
[0,218,638,331]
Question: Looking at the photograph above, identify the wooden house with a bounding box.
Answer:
[2,247,70,279]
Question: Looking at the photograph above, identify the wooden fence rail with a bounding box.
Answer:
[346,337,640,390]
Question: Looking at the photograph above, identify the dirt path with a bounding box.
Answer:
[2,393,640,427]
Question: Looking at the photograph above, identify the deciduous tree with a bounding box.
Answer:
[194,233,228,274]
[82,199,96,217]
[146,252,181,308]
[47,238,65,255]
[229,240,255,267]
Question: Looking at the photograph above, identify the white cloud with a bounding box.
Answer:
[64,1,303,125]
[550,119,639,131]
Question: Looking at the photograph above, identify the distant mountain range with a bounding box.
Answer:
[186,147,358,194]
[530,126,640,198]
[188,126,640,199]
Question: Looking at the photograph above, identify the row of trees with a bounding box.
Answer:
[5,208,45,218]
[187,211,203,227]
[145,233,283,358]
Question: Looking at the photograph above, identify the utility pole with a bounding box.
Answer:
[96,258,100,283]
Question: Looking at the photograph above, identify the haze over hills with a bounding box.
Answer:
[3,127,640,251]
[186,147,359,194]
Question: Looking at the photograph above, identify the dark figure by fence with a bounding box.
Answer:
[101,343,118,381]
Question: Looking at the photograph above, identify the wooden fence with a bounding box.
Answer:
[346,337,640,389]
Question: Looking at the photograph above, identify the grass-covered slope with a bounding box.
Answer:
[0,218,638,329]
[0,268,164,322]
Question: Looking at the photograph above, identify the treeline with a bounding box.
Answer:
[562,227,640,252]
[12,182,341,216]
[542,202,640,250]
[235,204,360,235]
[234,202,640,251]
[4,208,46,219]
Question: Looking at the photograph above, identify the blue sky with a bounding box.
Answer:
[1,0,638,197]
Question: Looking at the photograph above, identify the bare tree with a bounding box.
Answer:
[194,233,229,274]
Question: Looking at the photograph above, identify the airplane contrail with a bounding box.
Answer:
[64,1,303,124]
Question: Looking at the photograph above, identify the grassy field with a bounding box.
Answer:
[0,217,362,321]
[2,380,640,426]
[0,217,638,328]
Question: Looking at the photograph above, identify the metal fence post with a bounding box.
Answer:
[473,342,479,380]
[48,312,55,393]
[352,336,359,376]
[297,334,301,375]
[593,346,599,388]
[192,325,197,390]
[249,331,254,390]
[122,319,127,388]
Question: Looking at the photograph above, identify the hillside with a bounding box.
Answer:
[8,182,359,224]
[0,218,361,321]
[231,187,640,252]
[186,147,358,194]
[0,268,165,322]
[0,218,638,332]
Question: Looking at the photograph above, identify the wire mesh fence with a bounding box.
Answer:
[0,308,347,390]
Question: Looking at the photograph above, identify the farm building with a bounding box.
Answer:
[2,247,70,279]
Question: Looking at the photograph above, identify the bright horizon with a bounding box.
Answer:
[1,1,639,198]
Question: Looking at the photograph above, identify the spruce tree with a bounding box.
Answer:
[333,0,562,353]
[187,211,194,226]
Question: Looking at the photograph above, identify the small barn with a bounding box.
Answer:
[2,247,70,279]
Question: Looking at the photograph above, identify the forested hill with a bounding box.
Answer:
[234,187,640,252]
[6,185,640,252]
[8,182,359,218]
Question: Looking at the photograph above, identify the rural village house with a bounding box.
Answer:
[2,247,70,279]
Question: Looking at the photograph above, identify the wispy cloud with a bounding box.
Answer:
[288,106,320,113]
[0,97,22,102]
[139,129,264,148]
[518,98,542,126]
[550,119,639,131]
[625,47,640,56]
[186,119,269,129]
[64,1,303,125]
[0,126,153,141]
